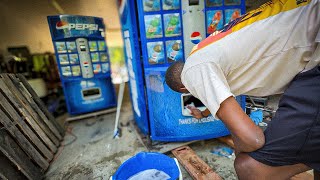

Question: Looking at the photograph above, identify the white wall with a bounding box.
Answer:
[0,0,123,54]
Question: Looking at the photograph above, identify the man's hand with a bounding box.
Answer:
[187,106,204,119]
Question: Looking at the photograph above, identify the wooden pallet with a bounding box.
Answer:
[0,74,64,179]
[0,129,42,180]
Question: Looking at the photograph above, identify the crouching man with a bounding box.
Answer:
[165,0,320,179]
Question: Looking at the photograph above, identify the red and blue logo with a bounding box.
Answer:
[56,21,69,30]
[190,32,202,44]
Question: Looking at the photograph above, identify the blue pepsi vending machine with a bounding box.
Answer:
[47,15,116,115]
[119,0,246,141]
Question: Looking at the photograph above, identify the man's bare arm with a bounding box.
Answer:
[216,96,265,152]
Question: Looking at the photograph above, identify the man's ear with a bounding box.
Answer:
[179,87,189,93]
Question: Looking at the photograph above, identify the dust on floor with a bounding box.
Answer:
[45,101,237,180]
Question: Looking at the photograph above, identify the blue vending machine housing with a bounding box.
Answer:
[120,0,246,141]
[48,15,116,115]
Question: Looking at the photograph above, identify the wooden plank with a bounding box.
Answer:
[0,152,26,180]
[0,92,53,160]
[17,74,65,136]
[66,107,117,122]
[0,129,42,180]
[10,74,62,141]
[0,77,57,153]
[172,146,222,180]
[0,108,49,170]
[9,74,62,142]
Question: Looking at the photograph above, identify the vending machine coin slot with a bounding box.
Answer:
[181,93,206,116]
[82,88,102,100]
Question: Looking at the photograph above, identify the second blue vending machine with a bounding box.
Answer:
[47,15,116,115]
[120,0,246,141]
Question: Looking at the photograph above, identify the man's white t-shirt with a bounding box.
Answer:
[181,0,320,118]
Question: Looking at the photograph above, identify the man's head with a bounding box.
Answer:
[165,61,188,93]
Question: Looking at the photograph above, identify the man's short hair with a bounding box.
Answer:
[165,61,185,92]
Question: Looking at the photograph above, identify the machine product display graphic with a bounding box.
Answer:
[120,0,246,141]
[48,15,116,115]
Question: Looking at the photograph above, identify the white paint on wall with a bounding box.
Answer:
[0,0,123,53]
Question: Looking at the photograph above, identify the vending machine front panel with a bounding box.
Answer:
[121,0,246,141]
[120,0,150,134]
[144,67,246,141]
[48,15,116,115]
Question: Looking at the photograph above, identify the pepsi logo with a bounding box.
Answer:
[56,21,69,29]
[190,32,202,44]
[55,21,99,31]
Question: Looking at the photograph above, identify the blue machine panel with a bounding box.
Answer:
[137,1,185,69]
[64,78,116,114]
[48,15,106,40]
[120,0,247,141]
[205,0,246,35]
[48,15,116,115]
[120,0,149,134]
[145,68,245,141]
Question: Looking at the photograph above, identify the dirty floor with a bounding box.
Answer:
[45,86,237,180]
[44,87,314,180]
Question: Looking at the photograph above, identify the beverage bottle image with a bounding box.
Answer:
[165,15,179,36]
[164,0,173,6]
[150,44,162,64]
[230,10,240,22]
[207,0,223,6]
[226,0,240,5]
[207,11,222,34]
[147,17,160,38]
[145,0,154,8]
[144,0,160,10]
[168,40,181,62]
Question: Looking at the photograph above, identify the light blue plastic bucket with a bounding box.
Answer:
[110,152,181,180]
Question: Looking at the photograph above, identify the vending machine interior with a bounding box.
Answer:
[47,15,116,115]
[119,0,246,141]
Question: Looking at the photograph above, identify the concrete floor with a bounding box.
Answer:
[44,86,314,180]
[45,86,238,180]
